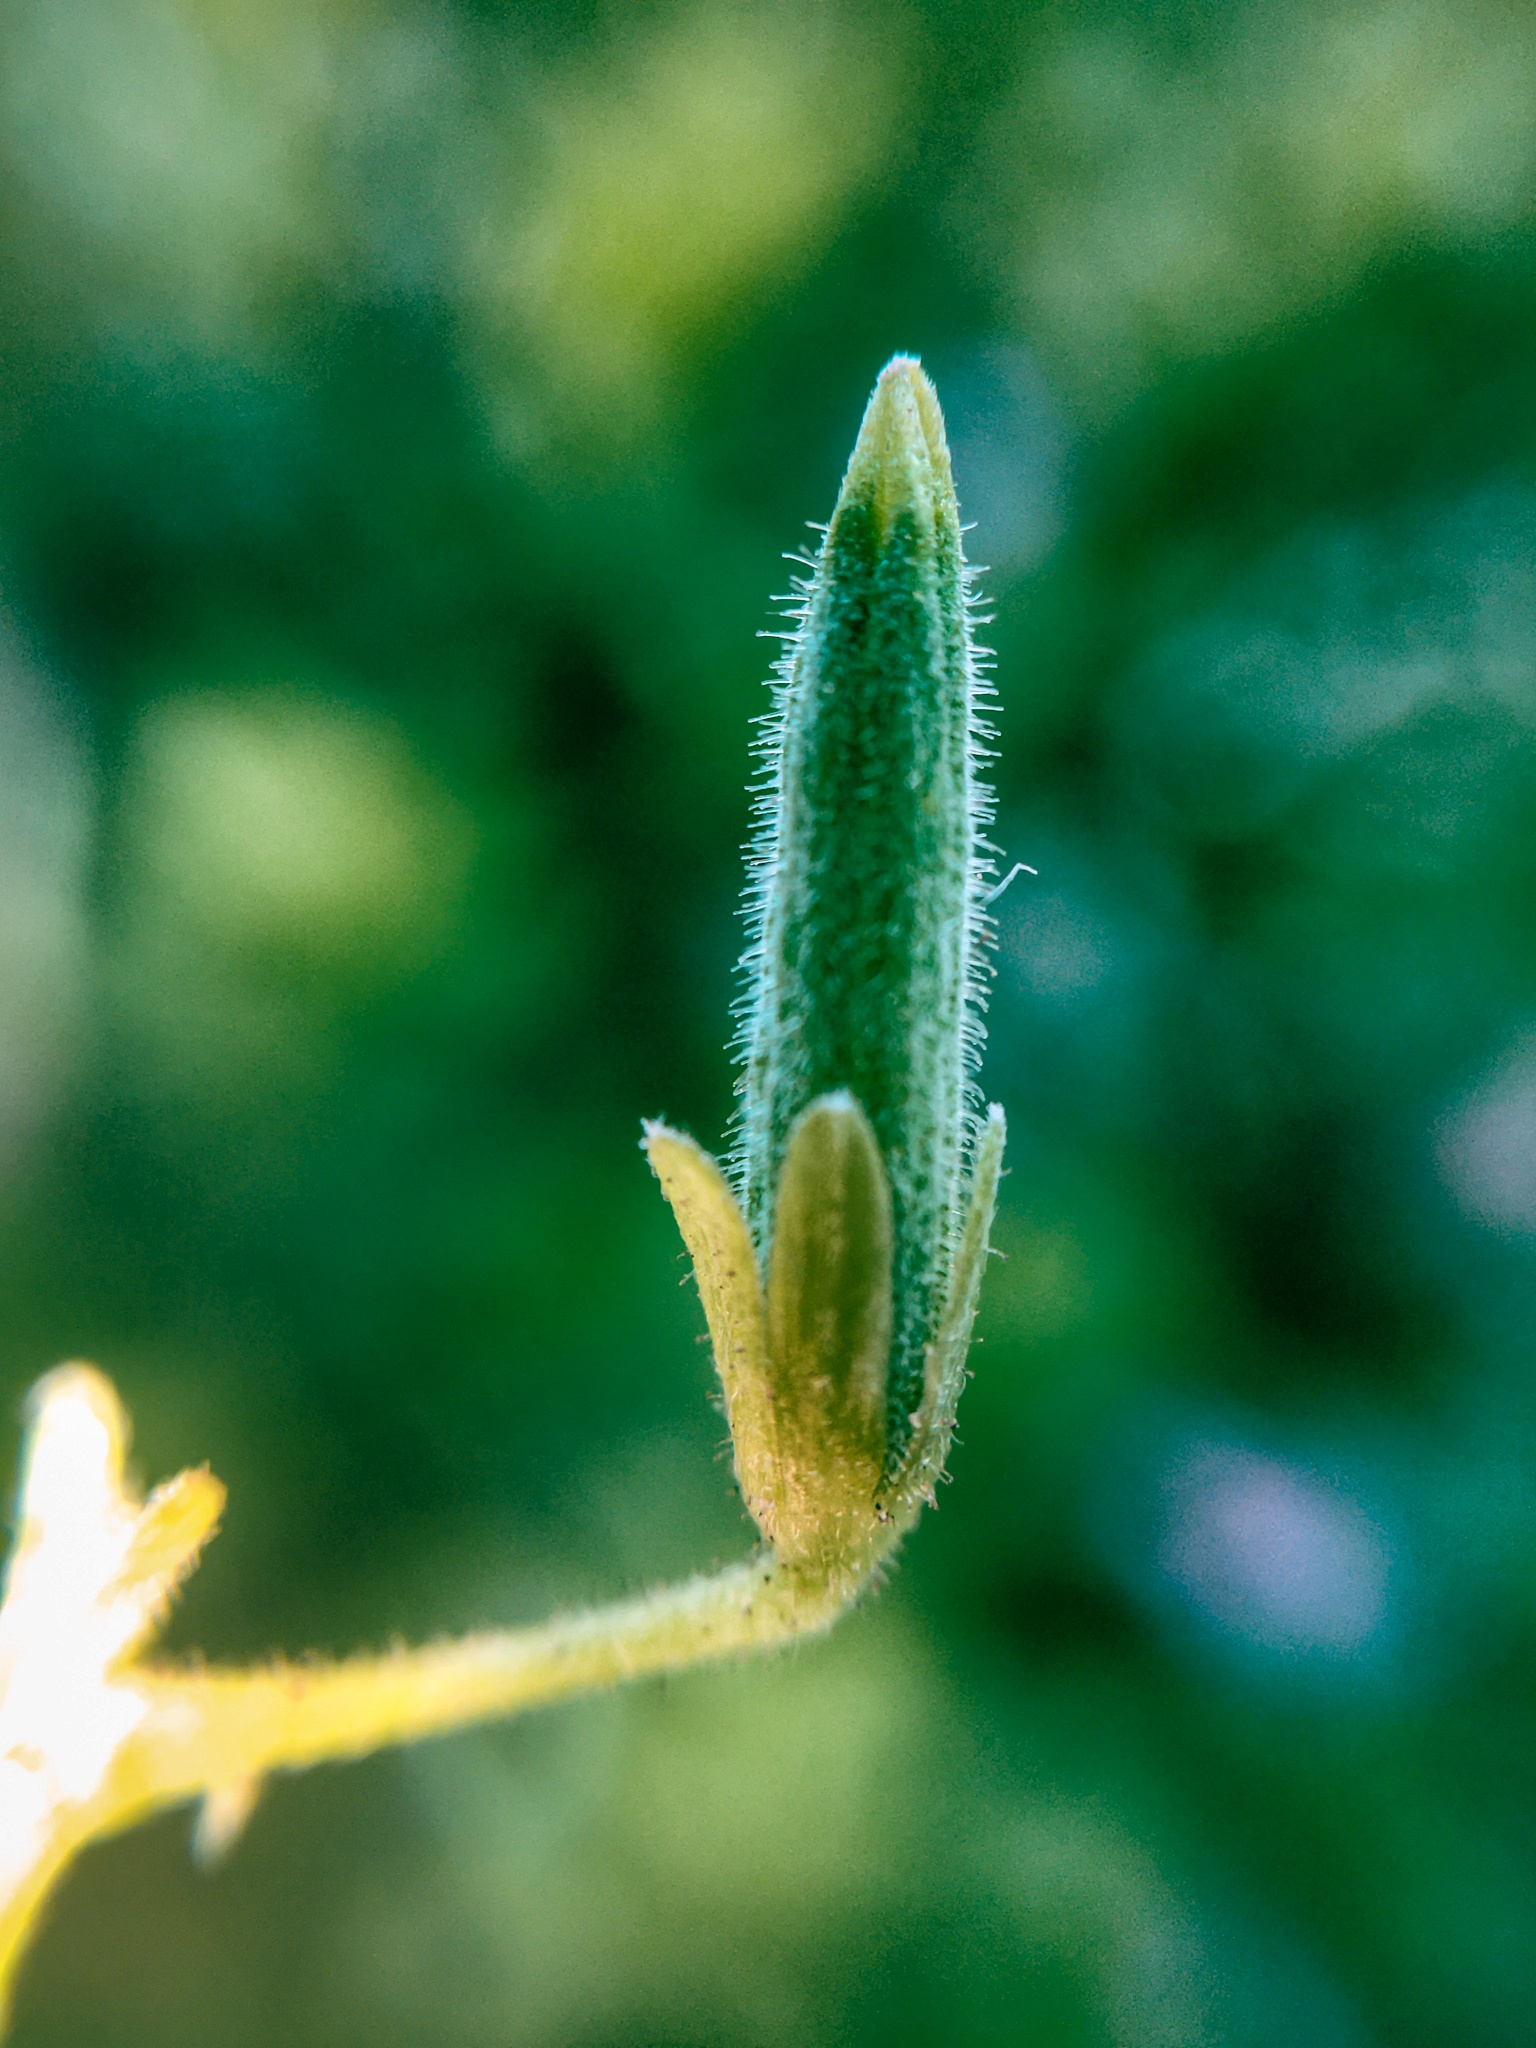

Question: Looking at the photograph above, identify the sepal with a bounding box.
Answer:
[641,1121,777,1538]
[763,1093,891,1572]
[647,1094,897,1575]
[883,1104,1005,1528]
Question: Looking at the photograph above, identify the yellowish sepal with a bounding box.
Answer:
[646,1094,1004,1578]
[646,1097,895,1574]
[641,1118,779,1536]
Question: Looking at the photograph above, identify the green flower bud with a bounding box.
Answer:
[645,356,1004,1580]
[736,355,994,1460]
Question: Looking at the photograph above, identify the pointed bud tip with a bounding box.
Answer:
[838,355,956,542]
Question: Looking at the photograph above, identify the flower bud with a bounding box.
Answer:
[736,355,994,1462]
[646,356,1005,1578]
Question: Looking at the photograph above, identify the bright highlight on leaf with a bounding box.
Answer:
[0,1368,224,2015]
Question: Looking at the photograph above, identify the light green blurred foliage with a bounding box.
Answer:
[462,2,905,440]
[365,1614,931,2046]
[1,0,350,341]
[104,684,479,1113]
[980,0,1536,404]
[121,689,475,969]
[1001,1802,1213,2047]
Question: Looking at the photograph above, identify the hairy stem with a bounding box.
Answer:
[136,1553,850,1799]
[0,1536,858,2023]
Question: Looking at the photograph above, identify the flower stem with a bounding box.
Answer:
[133,1552,851,1803]
[0,1498,860,2028]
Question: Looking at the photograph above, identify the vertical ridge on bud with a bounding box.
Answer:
[735,356,995,1461]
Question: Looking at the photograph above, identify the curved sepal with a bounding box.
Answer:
[763,1093,892,1571]
[641,1121,778,1539]
[883,1104,1005,1529]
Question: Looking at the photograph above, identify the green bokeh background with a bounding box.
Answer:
[4,1,1536,2040]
